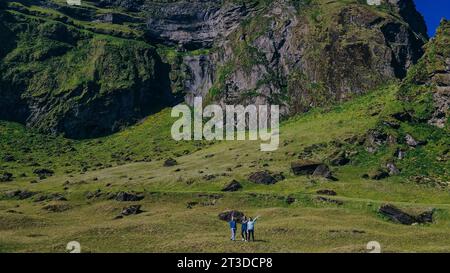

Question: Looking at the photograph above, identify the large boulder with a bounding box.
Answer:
[121,205,143,216]
[292,161,336,180]
[110,192,145,202]
[42,203,72,213]
[369,169,390,180]
[218,210,245,223]
[163,158,178,167]
[386,162,401,175]
[222,180,243,192]
[312,164,334,180]
[316,196,343,206]
[379,204,434,225]
[0,172,13,182]
[4,190,36,200]
[291,161,321,176]
[329,151,350,166]
[33,169,54,179]
[248,171,280,185]
[317,189,337,196]
[34,193,67,202]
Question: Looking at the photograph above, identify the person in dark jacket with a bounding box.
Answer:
[241,216,248,241]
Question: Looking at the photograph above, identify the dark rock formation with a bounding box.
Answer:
[86,189,103,200]
[34,193,67,202]
[0,172,13,182]
[286,196,296,205]
[144,1,258,50]
[291,161,335,180]
[405,134,419,147]
[379,204,434,225]
[369,169,390,180]
[2,154,15,162]
[312,164,335,180]
[218,210,245,223]
[386,162,400,176]
[291,161,321,176]
[222,180,243,192]
[329,151,350,166]
[248,171,278,185]
[4,190,36,200]
[33,169,54,178]
[110,192,145,202]
[164,158,178,167]
[42,203,72,213]
[316,196,344,206]
[121,205,143,216]
[317,190,337,196]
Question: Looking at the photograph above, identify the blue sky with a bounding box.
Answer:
[414,0,450,36]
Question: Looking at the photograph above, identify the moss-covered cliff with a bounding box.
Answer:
[0,2,173,138]
[399,19,449,130]
[0,0,429,137]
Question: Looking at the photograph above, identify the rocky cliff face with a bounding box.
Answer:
[204,0,428,114]
[0,6,173,139]
[0,0,429,137]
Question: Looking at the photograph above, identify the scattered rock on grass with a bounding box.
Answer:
[222,180,243,192]
[186,202,199,209]
[369,169,390,180]
[2,154,15,162]
[394,148,407,160]
[0,172,13,182]
[86,189,103,199]
[42,204,71,213]
[286,196,296,205]
[405,134,419,147]
[391,112,413,122]
[312,164,336,180]
[379,204,434,225]
[33,168,54,178]
[329,151,350,166]
[386,162,400,175]
[203,174,216,181]
[218,210,245,223]
[34,193,67,202]
[317,189,337,196]
[316,196,344,206]
[248,171,280,185]
[110,192,144,202]
[163,158,178,167]
[4,190,36,200]
[121,205,143,216]
[291,161,321,175]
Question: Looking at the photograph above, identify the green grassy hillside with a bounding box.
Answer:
[1,83,449,252]
[0,2,448,253]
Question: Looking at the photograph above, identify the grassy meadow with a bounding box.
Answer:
[1,85,449,253]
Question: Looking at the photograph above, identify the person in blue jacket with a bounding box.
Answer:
[229,215,237,241]
[241,216,248,241]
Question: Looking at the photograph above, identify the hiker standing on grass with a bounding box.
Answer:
[247,216,260,242]
[241,216,248,241]
[229,215,237,241]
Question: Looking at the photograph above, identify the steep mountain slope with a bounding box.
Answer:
[399,19,449,130]
[0,0,428,137]
[0,2,173,139]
